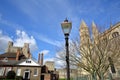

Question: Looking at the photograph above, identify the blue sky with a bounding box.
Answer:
[0,0,120,67]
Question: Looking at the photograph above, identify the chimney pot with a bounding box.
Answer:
[38,53,41,64]
[41,53,44,65]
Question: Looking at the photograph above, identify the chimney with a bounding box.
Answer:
[38,53,41,64]
[41,53,44,65]
[16,49,20,61]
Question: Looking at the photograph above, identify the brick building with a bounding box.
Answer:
[0,41,59,80]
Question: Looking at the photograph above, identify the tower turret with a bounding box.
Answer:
[22,43,30,57]
[6,41,13,52]
[92,22,99,42]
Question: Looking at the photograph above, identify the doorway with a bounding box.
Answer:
[41,75,44,80]
[23,70,30,80]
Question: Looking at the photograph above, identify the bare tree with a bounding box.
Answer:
[56,34,120,80]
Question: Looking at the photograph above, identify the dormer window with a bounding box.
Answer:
[26,60,31,63]
[3,57,8,62]
[112,32,119,38]
[4,57,8,60]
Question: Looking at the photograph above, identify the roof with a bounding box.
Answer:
[16,58,41,66]
[0,60,17,66]
[0,58,41,67]
[0,52,26,59]
[0,52,16,58]
[101,22,120,36]
[45,61,54,63]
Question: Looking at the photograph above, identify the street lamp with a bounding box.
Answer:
[61,18,72,80]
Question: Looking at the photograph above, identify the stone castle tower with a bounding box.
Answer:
[6,41,31,58]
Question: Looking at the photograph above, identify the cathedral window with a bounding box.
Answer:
[112,32,119,38]
[103,38,107,42]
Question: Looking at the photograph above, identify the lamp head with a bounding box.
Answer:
[61,18,72,36]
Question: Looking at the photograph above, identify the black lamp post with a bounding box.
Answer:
[61,18,72,80]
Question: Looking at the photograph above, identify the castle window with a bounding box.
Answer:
[112,32,119,38]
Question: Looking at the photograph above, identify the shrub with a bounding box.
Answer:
[6,70,16,79]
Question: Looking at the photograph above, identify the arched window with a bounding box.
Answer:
[112,32,119,38]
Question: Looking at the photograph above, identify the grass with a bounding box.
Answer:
[59,79,66,80]
[59,78,73,80]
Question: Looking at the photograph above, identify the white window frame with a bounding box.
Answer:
[17,69,21,76]
[5,67,11,76]
[0,67,5,76]
[33,69,38,76]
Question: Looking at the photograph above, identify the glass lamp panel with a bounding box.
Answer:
[61,22,72,34]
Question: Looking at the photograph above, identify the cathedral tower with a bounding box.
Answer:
[79,20,91,46]
[79,20,91,75]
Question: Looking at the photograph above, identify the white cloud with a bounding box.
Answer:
[36,33,62,47]
[55,60,65,68]
[14,30,38,52]
[0,14,37,53]
[0,30,12,52]
[55,51,66,68]
[40,50,49,55]
[0,30,38,53]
